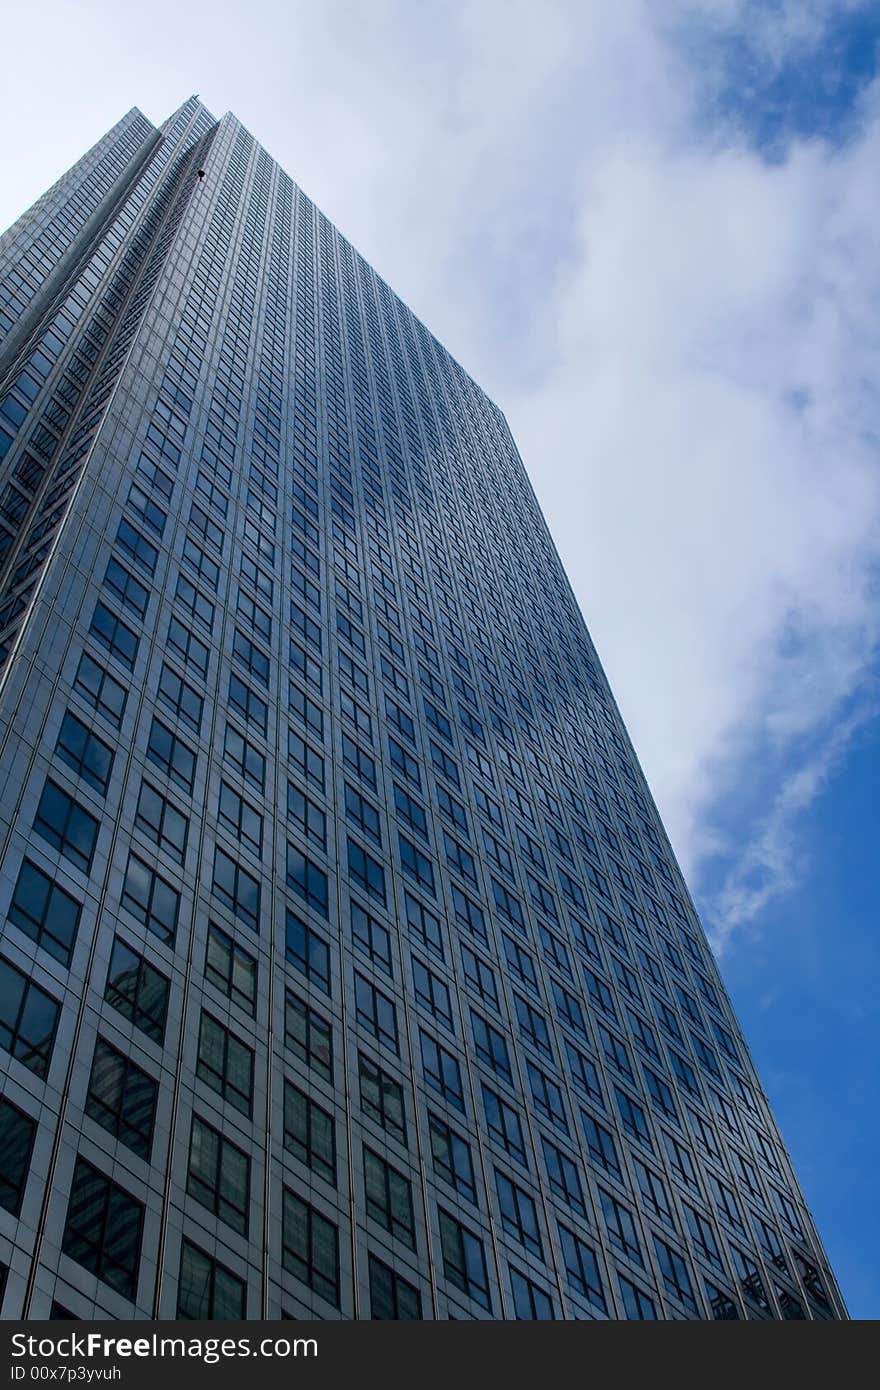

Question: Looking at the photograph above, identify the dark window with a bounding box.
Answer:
[0,1099,36,1216]
[282,1189,339,1306]
[56,710,114,794]
[7,858,80,965]
[177,1240,245,1320]
[158,664,203,733]
[85,1038,157,1159]
[134,781,188,864]
[212,846,260,931]
[495,1170,542,1257]
[285,991,332,1083]
[73,653,127,728]
[510,1267,555,1320]
[205,923,257,1016]
[0,957,59,1077]
[104,937,169,1043]
[33,779,99,873]
[429,1112,476,1203]
[196,1012,253,1116]
[438,1209,491,1310]
[558,1224,607,1312]
[61,1159,143,1300]
[347,838,386,904]
[103,558,149,618]
[89,601,138,670]
[187,1114,250,1235]
[284,1081,336,1183]
[285,911,331,995]
[351,901,393,976]
[355,973,398,1053]
[619,1275,657,1320]
[358,1052,406,1143]
[287,845,329,917]
[364,1145,415,1248]
[482,1084,526,1164]
[146,718,196,792]
[223,722,265,792]
[368,1254,422,1319]
[121,853,179,945]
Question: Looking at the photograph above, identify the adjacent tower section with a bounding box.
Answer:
[0,101,846,1321]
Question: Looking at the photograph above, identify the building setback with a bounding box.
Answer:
[0,97,845,1320]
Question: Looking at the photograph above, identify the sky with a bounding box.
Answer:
[1,0,877,1319]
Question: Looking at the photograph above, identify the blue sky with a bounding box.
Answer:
[1,0,877,1319]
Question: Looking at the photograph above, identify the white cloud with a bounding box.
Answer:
[2,0,878,948]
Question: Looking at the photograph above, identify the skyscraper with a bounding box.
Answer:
[0,97,845,1321]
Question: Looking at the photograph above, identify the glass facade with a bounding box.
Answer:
[0,99,846,1320]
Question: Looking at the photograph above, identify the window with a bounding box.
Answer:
[85,1038,157,1160]
[146,718,196,792]
[614,1087,653,1151]
[351,901,393,976]
[355,973,398,1053]
[404,892,445,958]
[287,845,329,918]
[510,1268,555,1320]
[89,601,138,670]
[121,853,179,944]
[187,1114,250,1235]
[482,1085,526,1164]
[429,1112,476,1203]
[619,1275,657,1320]
[228,673,267,734]
[347,838,385,904]
[343,733,376,788]
[158,664,203,733]
[287,783,326,850]
[438,1209,491,1310]
[580,1112,621,1180]
[461,944,498,1009]
[212,847,260,931]
[289,730,324,790]
[495,1170,542,1256]
[177,1240,245,1320]
[285,990,332,1083]
[167,616,209,676]
[653,1236,698,1312]
[0,1099,36,1216]
[558,1224,607,1313]
[73,653,127,728]
[62,1159,143,1300]
[134,781,188,866]
[218,782,262,857]
[282,1189,339,1306]
[56,710,114,794]
[285,912,331,995]
[115,518,157,575]
[398,834,435,894]
[368,1254,422,1320]
[542,1138,586,1217]
[196,1012,253,1116]
[364,1146,415,1248]
[103,558,149,618]
[514,993,552,1059]
[284,1081,335,1183]
[600,1188,642,1266]
[471,1010,510,1079]
[705,1280,740,1320]
[33,780,99,874]
[634,1158,675,1227]
[394,784,428,840]
[104,938,169,1043]
[419,1028,467,1112]
[358,1052,406,1143]
[205,923,257,1016]
[7,859,80,965]
[175,574,214,631]
[0,957,59,1077]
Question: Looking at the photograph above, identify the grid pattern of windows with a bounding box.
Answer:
[0,99,844,1321]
